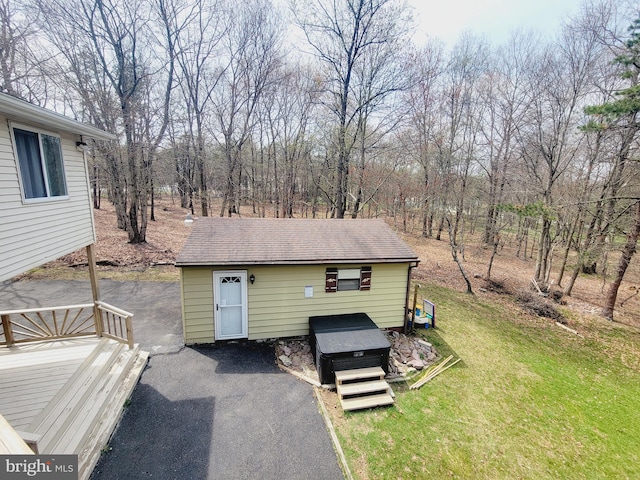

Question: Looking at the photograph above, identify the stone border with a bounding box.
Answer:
[275,331,439,386]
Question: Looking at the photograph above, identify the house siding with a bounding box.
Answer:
[180,263,410,344]
[0,116,95,281]
[180,267,216,343]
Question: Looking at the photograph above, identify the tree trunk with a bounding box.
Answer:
[150,163,156,222]
[92,162,100,210]
[335,148,348,219]
[535,217,552,284]
[351,184,363,219]
[486,234,500,281]
[436,214,444,241]
[602,201,640,320]
[446,218,473,294]
[198,132,208,217]
[484,203,495,245]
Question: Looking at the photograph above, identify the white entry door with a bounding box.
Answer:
[214,271,248,340]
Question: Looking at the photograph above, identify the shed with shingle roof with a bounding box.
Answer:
[176,217,419,344]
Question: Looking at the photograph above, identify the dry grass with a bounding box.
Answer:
[401,230,640,329]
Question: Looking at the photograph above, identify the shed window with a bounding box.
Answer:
[12,124,68,200]
[326,267,372,292]
[338,268,360,291]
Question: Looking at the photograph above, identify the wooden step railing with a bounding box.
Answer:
[95,302,134,349]
[0,302,134,349]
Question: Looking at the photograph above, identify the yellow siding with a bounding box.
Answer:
[0,116,96,281]
[180,267,215,344]
[180,263,410,343]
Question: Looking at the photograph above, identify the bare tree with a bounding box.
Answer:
[210,0,282,217]
[584,15,640,319]
[404,40,445,237]
[446,217,474,294]
[173,0,227,216]
[478,32,534,247]
[558,1,637,301]
[37,0,176,243]
[0,0,48,102]
[292,0,412,218]
[520,22,600,286]
[256,64,317,217]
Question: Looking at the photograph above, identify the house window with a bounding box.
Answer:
[325,267,372,292]
[338,268,361,291]
[12,125,68,200]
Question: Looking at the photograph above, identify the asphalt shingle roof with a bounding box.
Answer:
[176,217,419,266]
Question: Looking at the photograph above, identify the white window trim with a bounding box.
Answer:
[9,121,70,204]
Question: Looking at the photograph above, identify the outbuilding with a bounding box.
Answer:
[176,217,419,344]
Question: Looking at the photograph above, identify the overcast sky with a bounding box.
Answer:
[408,0,586,47]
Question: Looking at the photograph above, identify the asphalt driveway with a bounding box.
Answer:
[0,280,344,480]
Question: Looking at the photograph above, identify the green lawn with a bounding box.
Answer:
[336,284,640,479]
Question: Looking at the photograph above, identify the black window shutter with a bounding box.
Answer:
[359,266,372,291]
[325,268,338,293]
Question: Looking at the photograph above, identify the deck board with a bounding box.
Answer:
[0,366,78,384]
[0,339,99,367]
[0,385,62,402]
[0,336,148,479]
[0,338,102,429]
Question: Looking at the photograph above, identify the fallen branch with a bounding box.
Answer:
[531,277,548,296]
[555,321,583,338]
[620,287,638,307]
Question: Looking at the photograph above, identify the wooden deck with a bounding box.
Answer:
[0,337,148,480]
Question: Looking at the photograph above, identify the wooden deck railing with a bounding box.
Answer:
[0,302,134,349]
[96,301,134,349]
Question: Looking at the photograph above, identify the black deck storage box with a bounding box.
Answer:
[309,312,391,384]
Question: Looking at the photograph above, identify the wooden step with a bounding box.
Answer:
[76,349,148,480]
[0,337,148,479]
[30,340,126,454]
[340,393,395,411]
[337,379,391,398]
[335,367,395,411]
[334,367,385,384]
[45,345,139,455]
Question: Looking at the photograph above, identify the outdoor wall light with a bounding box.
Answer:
[249,274,256,284]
